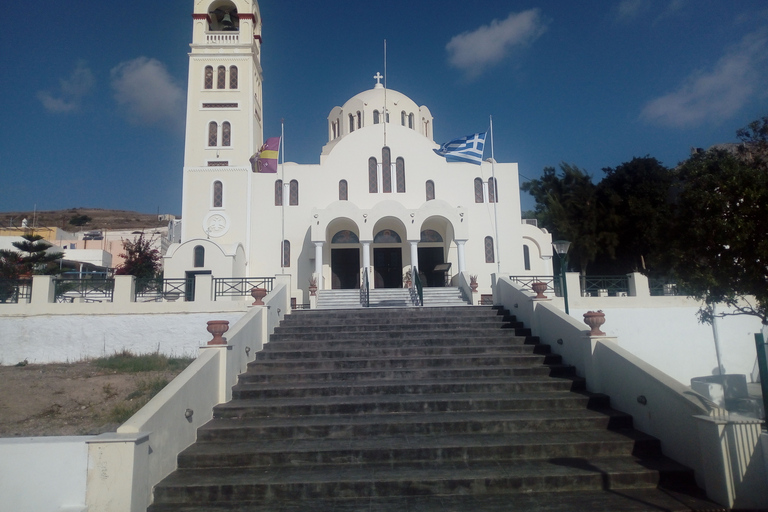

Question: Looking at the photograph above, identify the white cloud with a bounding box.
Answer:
[111,57,185,127]
[615,0,648,21]
[446,9,548,79]
[37,61,94,113]
[640,31,767,128]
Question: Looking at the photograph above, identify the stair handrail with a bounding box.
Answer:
[413,267,424,306]
[361,270,370,308]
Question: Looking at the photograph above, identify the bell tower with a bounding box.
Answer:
[180,0,263,243]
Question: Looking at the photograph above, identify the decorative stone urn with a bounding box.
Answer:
[583,310,606,336]
[469,275,479,293]
[531,281,547,299]
[250,287,268,305]
[206,320,230,345]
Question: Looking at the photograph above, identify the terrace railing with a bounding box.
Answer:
[0,278,32,304]
[413,267,424,306]
[135,278,191,302]
[648,278,687,297]
[361,272,370,308]
[213,277,274,301]
[54,278,115,303]
[580,275,630,297]
[508,275,560,297]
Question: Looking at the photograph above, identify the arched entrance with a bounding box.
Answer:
[330,229,360,289]
[373,228,403,288]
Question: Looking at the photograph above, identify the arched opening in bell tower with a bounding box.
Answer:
[208,1,240,31]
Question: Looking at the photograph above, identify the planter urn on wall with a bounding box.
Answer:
[531,281,547,299]
[250,287,268,305]
[583,310,606,336]
[206,320,230,345]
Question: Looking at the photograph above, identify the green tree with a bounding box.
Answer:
[597,157,674,274]
[666,148,768,324]
[69,214,92,227]
[521,163,618,275]
[9,234,64,276]
[115,232,161,279]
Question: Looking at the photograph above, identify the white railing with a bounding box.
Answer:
[206,33,240,44]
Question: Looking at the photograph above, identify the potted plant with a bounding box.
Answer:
[308,276,318,296]
[469,275,478,292]
[403,269,412,288]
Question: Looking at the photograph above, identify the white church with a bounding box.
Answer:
[164,0,553,305]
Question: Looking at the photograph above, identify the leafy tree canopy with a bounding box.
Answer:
[114,232,161,279]
[69,214,92,227]
[0,234,64,278]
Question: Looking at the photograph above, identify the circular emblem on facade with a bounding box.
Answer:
[203,212,230,238]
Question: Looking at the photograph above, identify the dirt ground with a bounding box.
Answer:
[0,362,185,437]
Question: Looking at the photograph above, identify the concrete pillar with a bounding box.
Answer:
[627,272,650,297]
[194,273,214,302]
[456,240,467,273]
[31,275,54,304]
[85,432,152,512]
[113,275,136,304]
[362,241,371,287]
[565,272,582,297]
[314,242,324,290]
[409,241,419,273]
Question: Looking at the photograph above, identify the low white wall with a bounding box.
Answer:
[0,309,248,365]
[0,436,92,512]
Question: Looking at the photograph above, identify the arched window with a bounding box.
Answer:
[408,113,414,129]
[523,245,531,271]
[474,177,484,203]
[208,122,218,146]
[401,111,407,126]
[274,179,283,206]
[332,120,339,139]
[339,180,348,201]
[368,157,378,193]
[357,111,362,129]
[349,114,355,133]
[374,230,402,243]
[382,147,392,193]
[213,181,223,207]
[332,230,359,243]
[229,66,238,89]
[204,66,213,89]
[194,245,205,268]
[289,180,299,205]
[426,180,435,201]
[485,236,495,263]
[222,122,231,146]
[396,157,406,193]
[217,66,226,89]
[373,110,380,124]
[281,240,290,267]
[488,177,498,203]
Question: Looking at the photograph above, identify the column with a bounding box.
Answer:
[314,242,324,290]
[456,239,467,273]
[409,241,419,273]
[362,241,371,282]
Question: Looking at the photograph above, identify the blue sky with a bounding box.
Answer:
[1,1,766,216]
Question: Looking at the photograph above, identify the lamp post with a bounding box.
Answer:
[553,240,571,315]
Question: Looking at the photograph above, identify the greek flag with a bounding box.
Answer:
[434,133,486,165]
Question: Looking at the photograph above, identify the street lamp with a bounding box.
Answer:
[553,240,571,315]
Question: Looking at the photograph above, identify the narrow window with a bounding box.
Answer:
[401,111,406,126]
[289,180,299,205]
[349,114,355,133]
[204,66,213,89]
[229,66,238,89]
[368,157,378,193]
[474,177,484,203]
[213,181,223,207]
[373,110,380,124]
[485,236,495,263]
[194,246,205,268]
[488,177,498,203]
[274,179,283,206]
[426,180,435,201]
[281,240,290,267]
[408,113,414,129]
[382,147,392,193]
[396,157,406,193]
[339,180,348,201]
[217,66,226,89]
[208,121,218,146]
[222,122,231,146]
[357,111,362,129]
[523,245,531,271]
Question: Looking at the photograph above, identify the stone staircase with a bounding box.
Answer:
[317,287,469,308]
[148,306,720,511]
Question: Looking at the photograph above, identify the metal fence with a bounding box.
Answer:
[0,279,32,304]
[54,278,115,303]
[648,278,686,297]
[213,277,274,301]
[135,278,192,302]
[580,275,630,297]
[508,276,561,297]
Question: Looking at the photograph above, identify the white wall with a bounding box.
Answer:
[0,436,92,512]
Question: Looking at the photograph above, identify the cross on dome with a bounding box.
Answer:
[374,72,384,88]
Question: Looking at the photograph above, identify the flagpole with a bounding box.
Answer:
[383,39,387,147]
[281,120,285,271]
[490,115,500,276]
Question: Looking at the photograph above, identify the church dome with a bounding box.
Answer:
[325,75,434,148]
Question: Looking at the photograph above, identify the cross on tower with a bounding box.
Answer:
[373,72,383,85]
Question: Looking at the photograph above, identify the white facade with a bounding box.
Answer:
[165,0,553,304]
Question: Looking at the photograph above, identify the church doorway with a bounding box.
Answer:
[331,248,360,289]
[418,247,446,287]
[373,248,402,288]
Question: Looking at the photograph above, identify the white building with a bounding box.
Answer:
[164,0,553,304]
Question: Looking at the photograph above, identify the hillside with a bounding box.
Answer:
[1,208,173,232]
